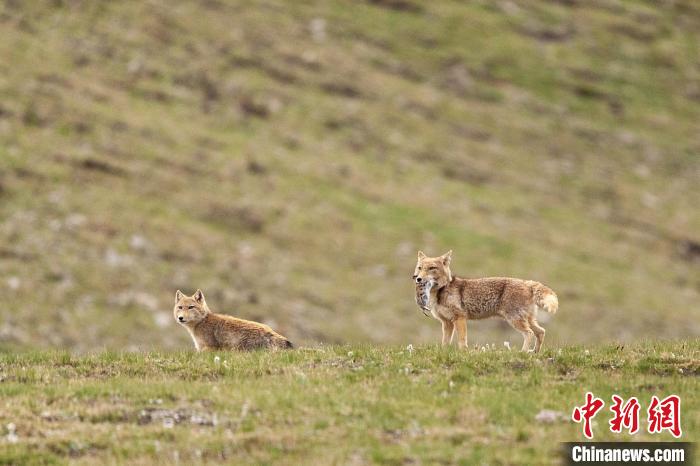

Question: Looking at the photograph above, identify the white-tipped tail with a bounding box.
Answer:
[530,282,559,314]
[540,292,558,314]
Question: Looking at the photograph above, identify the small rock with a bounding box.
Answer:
[153,313,171,329]
[641,192,658,208]
[104,249,131,267]
[6,277,20,290]
[309,18,326,42]
[535,409,566,423]
[129,234,149,251]
[65,213,87,228]
[127,57,143,74]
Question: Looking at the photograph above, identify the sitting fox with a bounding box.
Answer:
[174,289,293,351]
[413,251,558,352]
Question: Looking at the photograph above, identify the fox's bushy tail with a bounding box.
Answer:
[529,281,559,314]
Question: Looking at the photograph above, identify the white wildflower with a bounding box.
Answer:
[504,341,511,350]
[240,400,250,419]
[6,423,18,443]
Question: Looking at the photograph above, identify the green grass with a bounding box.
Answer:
[0,2,696,462]
[0,341,697,465]
[0,1,698,351]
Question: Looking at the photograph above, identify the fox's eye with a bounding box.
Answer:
[429,267,438,271]
[177,306,182,309]
[417,267,422,270]
[188,305,195,309]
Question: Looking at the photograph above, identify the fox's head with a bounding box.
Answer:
[174,289,210,325]
[413,250,452,288]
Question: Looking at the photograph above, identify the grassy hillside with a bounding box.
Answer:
[0,0,698,351]
[0,342,697,465]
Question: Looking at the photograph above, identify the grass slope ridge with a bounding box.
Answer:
[0,0,699,350]
[0,341,698,465]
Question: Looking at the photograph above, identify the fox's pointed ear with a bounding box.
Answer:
[175,290,184,303]
[193,289,205,304]
[441,250,452,266]
[417,250,426,260]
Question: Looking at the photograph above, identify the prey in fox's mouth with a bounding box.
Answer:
[415,279,435,317]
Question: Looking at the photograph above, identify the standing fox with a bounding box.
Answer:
[413,251,558,352]
[174,289,293,351]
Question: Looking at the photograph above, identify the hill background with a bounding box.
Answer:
[0,0,698,351]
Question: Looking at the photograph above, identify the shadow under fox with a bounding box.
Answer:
[414,251,558,352]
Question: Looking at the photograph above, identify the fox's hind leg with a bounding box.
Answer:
[529,317,545,353]
[506,316,534,352]
[454,318,468,349]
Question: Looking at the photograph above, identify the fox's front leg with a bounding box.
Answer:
[441,320,454,346]
[454,318,468,349]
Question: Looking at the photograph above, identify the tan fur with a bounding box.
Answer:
[174,289,293,351]
[413,251,558,352]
